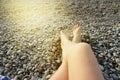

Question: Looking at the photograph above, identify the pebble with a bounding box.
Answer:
[0,52,3,55]
[13,75,21,80]
[23,78,28,80]
[0,67,4,74]
[110,74,118,79]
[99,65,104,71]
[116,58,120,65]
[17,70,23,74]
[5,63,11,68]
[107,53,112,58]
[113,52,117,57]
[6,48,12,55]
[30,76,38,80]
[46,75,51,79]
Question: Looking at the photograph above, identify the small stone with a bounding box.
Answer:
[0,52,3,55]
[116,58,120,65]
[34,64,38,69]
[30,76,38,80]
[100,53,105,56]
[6,72,11,77]
[46,75,51,79]
[98,54,103,57]
[23,64,26,69]
[24,78,28,80]
[38,78,42,80]
[99,65,104,71]
[103,72,109,78]
[34,72,39,77]
[109,78,113,80]
[113,53,117,57]
[118,75,120,79]
[110,68,116,72]
[0,67,4,74]
[5,63,11,68]
[107,53,111,58]
[18,70,23,74]
[17,50,21,53]
[6,48,12,55]
[117,65,120,70]
[110,74,118,79]
[20,56,26,60]
[109,43,113,46]
[13,75,19,80]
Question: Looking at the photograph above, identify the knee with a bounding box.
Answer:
[77,42,92,50]
[68,42,93,58]
[69,42,93,58]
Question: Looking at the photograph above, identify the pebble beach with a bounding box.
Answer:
[0,0,120,80]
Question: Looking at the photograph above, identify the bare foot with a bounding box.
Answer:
[60,25,81,62]
[72,24,81,43]
[60,30,71,61]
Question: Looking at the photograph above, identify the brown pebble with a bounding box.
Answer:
[5,63,11,68]
[46,75,51,79]
[13,76,18,80]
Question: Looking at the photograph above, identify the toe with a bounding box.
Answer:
[72,25,81,43]
[72,24,79,31]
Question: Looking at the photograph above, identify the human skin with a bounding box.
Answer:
[50,25,104,80]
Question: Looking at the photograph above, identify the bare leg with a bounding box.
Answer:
[67,43,104,80]
[60,25,104,80]
[49,60,68,80]
[50,25,104,80]
[49,25,81,80]
[64,26,104,80]
[49,32,69,80]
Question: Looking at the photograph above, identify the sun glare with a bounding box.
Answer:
[3,0,61,30]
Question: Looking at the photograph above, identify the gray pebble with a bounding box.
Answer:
[99,65,104,71]
[17,70,23,74]
[116,58,120,65]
